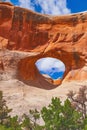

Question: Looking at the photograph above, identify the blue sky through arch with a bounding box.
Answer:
[35,57,65,80]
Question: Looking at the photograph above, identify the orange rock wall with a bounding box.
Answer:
[0,2,87,85]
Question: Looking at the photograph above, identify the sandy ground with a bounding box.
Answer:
[0,79,87,117]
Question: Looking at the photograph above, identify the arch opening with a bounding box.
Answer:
[35,57,65,85]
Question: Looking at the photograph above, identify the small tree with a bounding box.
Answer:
[0,91,12,125]
[22,114,34,130]
[22,109,42,130]
[29,109,40,126]
[41,97,82,130]
[9,116,22,130]
[67,86,87,120]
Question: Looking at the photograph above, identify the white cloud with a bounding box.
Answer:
[36,0,71,15]
[35,57,65,73]
[5,0,71,15]
[19,0,35,10]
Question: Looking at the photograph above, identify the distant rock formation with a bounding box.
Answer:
[0,2,87,86]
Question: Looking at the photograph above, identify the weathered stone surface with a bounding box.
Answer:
[0,2,87,86]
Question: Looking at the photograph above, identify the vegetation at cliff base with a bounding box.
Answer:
[0,86,87,130]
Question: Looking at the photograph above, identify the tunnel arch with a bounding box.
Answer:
[18,49,85,89]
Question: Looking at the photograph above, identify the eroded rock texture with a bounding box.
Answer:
[0,2,87,87]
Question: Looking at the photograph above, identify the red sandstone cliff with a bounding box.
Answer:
[0,2,87,86]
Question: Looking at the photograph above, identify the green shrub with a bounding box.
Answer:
[41,98,82,130]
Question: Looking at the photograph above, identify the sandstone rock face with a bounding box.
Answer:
[0,2,87,86]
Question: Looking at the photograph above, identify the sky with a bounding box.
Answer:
[35,58,65,80]
[4,0,87,15]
